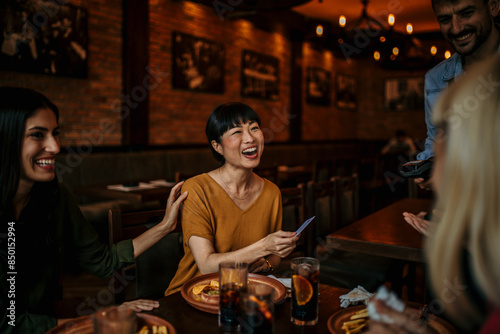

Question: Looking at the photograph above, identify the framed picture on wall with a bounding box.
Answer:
[241,49,279,100]
[384,77,424,111]
[0,1,88,78]
[306,67,331,106]
[335,73,357,110]
[172,31,225,93]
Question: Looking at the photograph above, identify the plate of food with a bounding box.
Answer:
[46,313,176,334]
[327,304,457,334]
[180,273,287,314]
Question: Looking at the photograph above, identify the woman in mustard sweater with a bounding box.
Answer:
[166,102,298,295]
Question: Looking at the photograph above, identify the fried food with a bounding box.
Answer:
[192,280,219,295]
[138,325,168,334]
[342,308,369,334]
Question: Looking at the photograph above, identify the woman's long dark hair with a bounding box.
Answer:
[0,87,59,219]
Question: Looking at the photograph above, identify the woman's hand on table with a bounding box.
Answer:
[120,299,160,312]
[366,299,437,334]
[161,181,188,233]
[262,230,299,258]
[403,211,432,236]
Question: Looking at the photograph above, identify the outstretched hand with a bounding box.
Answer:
[120,299,160,312]
[403,211,432,236]
[161,181,188,233]
[263,230,299,258]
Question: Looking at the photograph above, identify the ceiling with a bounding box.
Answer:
[292,0,441,33]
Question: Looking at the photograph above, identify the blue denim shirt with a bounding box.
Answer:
[417,53,465,160]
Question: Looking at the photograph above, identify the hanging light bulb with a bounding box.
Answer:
[430,46,437,56]
[445,50,451,59]
[406,23,413,35]
[388,14,395,27]
[374,51,381,61]
[380,36,386,43]
[339,15,346,28]
[392,47,399,56]
[316,25,324,37]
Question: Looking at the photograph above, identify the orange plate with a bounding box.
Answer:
[327,304,457,334]
[46,313,176,334]
[181,273,287,314]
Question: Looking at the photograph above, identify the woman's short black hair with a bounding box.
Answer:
[205,102,261,163]
[0,86,59,219]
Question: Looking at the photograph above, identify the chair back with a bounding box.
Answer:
[254,166,279,186]
[174,171,199,183]
[306,179,339,241]
[312,159,335,182]
[335,173,360,227]
[280,184,313,256]
[108,209,183,301]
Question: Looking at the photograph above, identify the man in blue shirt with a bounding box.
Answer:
[404,0,499,232]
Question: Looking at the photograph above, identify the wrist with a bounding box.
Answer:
[264,258,274,274]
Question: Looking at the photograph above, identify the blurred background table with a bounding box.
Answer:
[326,198,432,263]
[74,182,174,208]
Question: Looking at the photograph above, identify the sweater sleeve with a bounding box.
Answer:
[59,184,135,278]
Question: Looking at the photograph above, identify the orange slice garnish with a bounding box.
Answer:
[292,275,313,306]
[192,284,207,295]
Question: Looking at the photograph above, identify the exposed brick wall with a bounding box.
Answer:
[0,0,123,147]
[356,62,427,144]
[148,1,291,145]
[0,0,431,148]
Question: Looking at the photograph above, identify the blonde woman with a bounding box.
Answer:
[367,55,500,333]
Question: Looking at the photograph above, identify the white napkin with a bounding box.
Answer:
[367,285,406,324]
[267,275,291,289]
[339,285,373,308]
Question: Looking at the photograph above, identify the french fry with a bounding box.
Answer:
[138,326,150,334]
[342,307,369,333]
[159,325,168,334]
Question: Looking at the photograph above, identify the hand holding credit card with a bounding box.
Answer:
[295,216,315,236]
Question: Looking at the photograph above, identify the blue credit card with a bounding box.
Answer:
[295,216,315,235]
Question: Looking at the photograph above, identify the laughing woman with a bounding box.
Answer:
[166,102,298,295]
[0,87,187,333]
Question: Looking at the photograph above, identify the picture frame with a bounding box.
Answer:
[335,73,357,110]
[306,67,331,106]
[241,49,279,100]
[0,1,88,78]
[384,77,424,111]
[172,31,225,93]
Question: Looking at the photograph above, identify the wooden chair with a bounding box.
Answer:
[108,208,184,302]
[174,171,199,183]
[306,178,339,242]
[312,159,336,182]
[254,165,280,186]
[311,175,407,292]
[279,184,313,260]
[335,173,360,228]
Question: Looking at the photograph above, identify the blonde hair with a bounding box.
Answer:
[426,54,500,330]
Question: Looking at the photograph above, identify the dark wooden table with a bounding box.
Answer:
[146,284,349,334]
[326,198,433,263]
[74,183,174,207]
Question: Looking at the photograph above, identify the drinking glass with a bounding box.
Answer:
[291,257,320,326]
[239,284,274,334]
[93,306,136,334]
[219,262,248,332]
